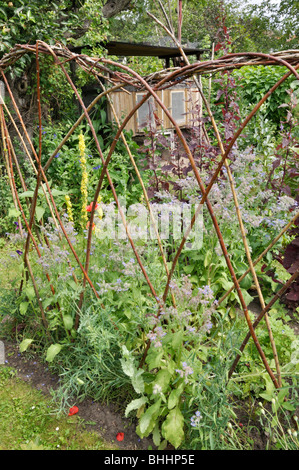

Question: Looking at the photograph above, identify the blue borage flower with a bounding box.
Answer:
[190,411,202,427]
[176,362,194,383]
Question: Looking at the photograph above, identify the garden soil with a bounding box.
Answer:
[1,339,155,450]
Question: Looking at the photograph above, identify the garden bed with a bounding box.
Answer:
[1,291,298,451]
[1,339,155,450]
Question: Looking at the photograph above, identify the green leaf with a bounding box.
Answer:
[153,369,172,394]
[204,249,213,268]
[139,399,161,435]
[161,406,184,449]
[152,422,161,447]
[125,397,148,418]
[171,330,183,350]
[219,278,234,291]
[35,206,45,222]
[19,301,29,315]
[25,286,35,301]
[63,314,73,330]
[183,264,194,274]
[51,189,67,196]
[282,402,296,412]
[168,385,183,410]
[120,356,135,378]
[67,279,80,291]
[259,392,273,402]
[8,207,21,218]
[132,370,145,394]
[240,288,254,306]
[146,347,164,370]
[19,338,34,352]
[45,343,62,362]
[18,190,34,198]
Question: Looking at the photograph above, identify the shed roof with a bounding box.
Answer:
[71,40,208,59]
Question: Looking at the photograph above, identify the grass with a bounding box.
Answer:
[0,365,117,450]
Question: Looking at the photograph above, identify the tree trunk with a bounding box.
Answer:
[102,0,133,18]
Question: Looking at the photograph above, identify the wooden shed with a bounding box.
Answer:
[71,40,208,135]
[107,81,201,135]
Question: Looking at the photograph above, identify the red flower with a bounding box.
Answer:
[116,432,124,442]
[86,202,99,212]
[86,221,95,231]
[68,406,79,416]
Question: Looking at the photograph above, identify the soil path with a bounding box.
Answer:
[2,340,155,450]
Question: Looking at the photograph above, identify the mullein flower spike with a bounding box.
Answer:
[79,132,88,229]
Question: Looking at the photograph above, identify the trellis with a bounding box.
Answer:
[0,40,299,394]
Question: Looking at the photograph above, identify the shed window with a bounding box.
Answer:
[136,94,154,129]
[171,90,185,123]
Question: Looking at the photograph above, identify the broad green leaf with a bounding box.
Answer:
[219,278,234,291]
[204,249,212,268]
[153,369,172,393]
[19,338,34,352]
[25,286,35,301]
[45,343,62,362]
[120,356,135,378]
[132,370,145,394]
[67,279,79,291]
[139,399,161,435]
[42,297,56,309]
[35,206,45,222]
[171,330,183,350]
[18,190,34,198]
[259,392,273,402]
[146,347,164,370]
[168,385,183,410]
[282,402,296,412]
[63,314,73,330]
[161,406,184,449]
[19,301,29,315]
[125,397,148,418]
[8,207,21,218]
[183,264,194,274]
[240,288,254,306]
[51,189,67,196]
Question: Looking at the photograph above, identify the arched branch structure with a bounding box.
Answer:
[0,43,298,391]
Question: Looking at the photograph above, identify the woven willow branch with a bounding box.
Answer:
[0,42,298,390]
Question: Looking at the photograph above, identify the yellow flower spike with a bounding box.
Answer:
[78,132,86,157]
[65,194,74,222]
[79,132,88,228]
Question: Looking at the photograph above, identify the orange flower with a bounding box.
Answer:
[116,432,124,442]
[86,221,95,231]
[86,202,99,212]
[68,406,79,416]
